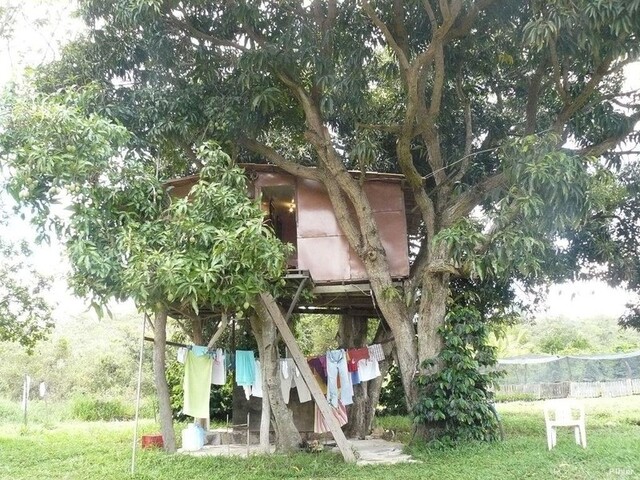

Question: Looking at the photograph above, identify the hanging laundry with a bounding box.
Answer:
[235,350,256,386]
[351,369,361,386]
[251,360,263,398]
[280,358,295,404]
[292,364,312,403]
[308,356,327,384]
[314,401,348,434]
[191,345,210,357]
[326,349,353,407]
[368,343,385,361]
[211,348,226,386]
[183,349,213,419]
[346,347,370,372]
[177,347,187,364]
[357,358,381,382]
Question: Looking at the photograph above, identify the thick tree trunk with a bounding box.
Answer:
[338,314,369,439]
[152,307,177,453]
[368,275,419,410]
[417,261,450,370]
[250,311,301,452]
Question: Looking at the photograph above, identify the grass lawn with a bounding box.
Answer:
[0,396,638,480]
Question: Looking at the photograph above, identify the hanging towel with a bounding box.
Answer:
[183,350,213,418]
[191,345,210,357]
[252,360,263,398]
[211,348,226,385]
[280,358,294,404]
[235,350,256,386]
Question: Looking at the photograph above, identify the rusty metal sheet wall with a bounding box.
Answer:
[363,181,405,212]
[296,178,342,237]
[297,236,351,282]
[296,177,409,283]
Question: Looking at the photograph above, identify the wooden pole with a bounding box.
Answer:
[131,313,147,475]
[258,293,356,463]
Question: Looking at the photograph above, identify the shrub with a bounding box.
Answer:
[71,396,132,421]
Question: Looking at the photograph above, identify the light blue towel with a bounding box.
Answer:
[235,350,256,386]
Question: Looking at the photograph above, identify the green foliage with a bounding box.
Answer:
[538,330,592,355]
[0,228,53,352]
[378,364,408,417]
[3,86,289,314]
[414,307,503,444]
[70,396,132,421]
[438,134,595,285]
[294,314,339,355]
[499,314,640,358]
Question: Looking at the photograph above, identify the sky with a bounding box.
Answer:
[1,1,639,323]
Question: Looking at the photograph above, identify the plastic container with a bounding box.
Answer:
[182,423,205,451]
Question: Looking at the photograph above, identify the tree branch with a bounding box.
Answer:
[361,0,410,73]
[552,55,613,134]
[237,136,322,181]
[165,13,248,51]
[443,172,507,225]
[577,111,640,157]
[356,122,403,133]
[525,59,548,135]
[453,72,473,182]
[207,312,228,349]
[549,38,569,104]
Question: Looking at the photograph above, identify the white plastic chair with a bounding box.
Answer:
[543,399,586,450]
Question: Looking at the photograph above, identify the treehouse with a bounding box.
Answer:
[164,164,414,460]
[166,164,412,316]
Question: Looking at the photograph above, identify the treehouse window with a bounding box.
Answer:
[261,185,298,267]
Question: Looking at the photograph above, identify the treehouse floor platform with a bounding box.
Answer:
[178,437,418,466]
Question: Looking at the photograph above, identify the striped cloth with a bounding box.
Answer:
[368,343,385,361]
[314,401,348,434]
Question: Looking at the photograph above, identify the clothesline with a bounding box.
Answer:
[143,336,189,348]
[144,335,395,355]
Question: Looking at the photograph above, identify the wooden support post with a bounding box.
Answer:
[258,293,356,463]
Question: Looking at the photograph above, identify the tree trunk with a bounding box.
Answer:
[362,324,395,432]
[250,310,301,452]
[338,314,369,439]
[416,271,449,370]
[152,307,177,453]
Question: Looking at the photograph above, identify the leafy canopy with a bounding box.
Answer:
[2,88,289,315]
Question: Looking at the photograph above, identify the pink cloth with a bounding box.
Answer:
[314,401,348,434]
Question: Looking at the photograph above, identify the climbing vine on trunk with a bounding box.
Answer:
[414,307,503,445]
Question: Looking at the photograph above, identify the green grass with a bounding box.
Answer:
[1,397,639,479]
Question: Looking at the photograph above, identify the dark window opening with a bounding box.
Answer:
[261,185,298,268]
